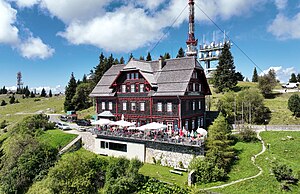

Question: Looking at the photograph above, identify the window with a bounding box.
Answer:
[192,120,195,129]
[135,72,139,79]
[101,102,105,110]
[193,83,196,91]
[100,141,105,148]
[167,102,172,112]
[131,102,136,111]
[198,101,201,110]
[196,84,199,91]
[140,102,145,111]
[198,117,201,127]
[108,102,113,110]
[127,73,130,80]
[185,120,189,130]
[200,117,204,127]
[109,142,127,152]
[157,102,162,112]
[199,84,202,92]
[123,102,127,111]
[140,84,144,92]
[122,85,126,93]
[131,84,135,92]
[131,73,134,79]
[193,101,195,110]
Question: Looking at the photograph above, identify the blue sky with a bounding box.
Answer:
[0,0,300,93]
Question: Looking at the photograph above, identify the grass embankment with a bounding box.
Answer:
[38,129,78,149]
[139,140,261,189]
[209,81,300,125]
[213,131,300,194]
[0,95,64,129]
[195,141,261,189]
[139,164,188,187]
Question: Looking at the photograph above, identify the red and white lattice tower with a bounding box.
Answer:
[186,0,198,57]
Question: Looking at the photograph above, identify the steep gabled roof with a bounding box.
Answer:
[89,64,124,97]
[90,57,211,97]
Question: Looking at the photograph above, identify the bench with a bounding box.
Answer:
[169,170,183,175]
[174,167,188,172]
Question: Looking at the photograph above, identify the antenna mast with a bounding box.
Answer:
[17,71,23,90]
[186,0,198,57]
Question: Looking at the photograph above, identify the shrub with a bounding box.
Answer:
[9,95,15,104]
[288,94,300,117]
[1,100,7,106]
[0,120,8,129]
[238,126,258,142]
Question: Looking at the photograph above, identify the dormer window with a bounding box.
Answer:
[131,73,134,79]
[127,73,130,80]
[135,72,139,79]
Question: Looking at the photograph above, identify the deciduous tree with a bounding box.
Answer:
[258,69,277,97]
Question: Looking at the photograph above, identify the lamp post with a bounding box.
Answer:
[264,119,268,131]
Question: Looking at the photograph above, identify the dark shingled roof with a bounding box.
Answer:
[90,56,211,97]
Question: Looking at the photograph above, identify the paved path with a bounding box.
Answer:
[64,130,96,152]
[203,130,266,191]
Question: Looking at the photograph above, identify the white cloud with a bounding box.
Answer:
[268,13,300,39]
[0,0,19,44]
[260,66,296,82]
[19,36,54,59]
[274,0,287,10]
[3,0,268,54]
[40,0,110,23]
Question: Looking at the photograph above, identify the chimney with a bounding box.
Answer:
[158,56,164,70]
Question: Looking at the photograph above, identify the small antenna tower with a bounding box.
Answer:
[17,71,23,90]
[186,0,198,57]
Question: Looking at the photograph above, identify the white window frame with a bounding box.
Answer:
[140,102,145,111]
[131,84,135,93]
[122,85,126,93]
[140,84,144,93]
[193,83,196,91]
[123,102,127,111]
[108,102,113,110]
[193,101,195,110]
[131,102,136,111]
[192,120,195,129]
[157,102,162,112]
[200,117,204,127]
[101,102,105,110]
[167,102,172,112]
[198,117,201,127]
[198,101,201,110]
[135,72,139,79]
[199,84,202,92]
[185,120,189,130]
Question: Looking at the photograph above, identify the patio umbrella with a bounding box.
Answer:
[196,127,208,137]
[91,118,112,126]
[139,122,167,130]
[112,120,135,127]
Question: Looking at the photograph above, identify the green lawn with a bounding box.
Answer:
[38,129,78,149]
[212,131,300,194]
[139,163,188,187]
[195,141,261,189]
[0,95,64,129]
[265,92,300,125]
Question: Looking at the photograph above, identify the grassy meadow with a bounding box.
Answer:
[38,129,78,149]
[0,94,64,129]
[212,131,300,194]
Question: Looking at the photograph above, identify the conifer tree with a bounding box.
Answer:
[30,91,35,98]
[146,52,152,61]
[297,73,300,82]
[163,53,171,59]
[114,58,119,64]
[82,74,87,83]
[176,47,185,58]
[40,88,46,97]
[24,86,30,98]
[120,57,125,64]
[64,72,77,112]
[252,67,258,82]
[128,53,134,62]
[9,95,15,104]
[212,43,237,92]
[49,90,52,97]
[139,56,145,60]
[289,73,297,83]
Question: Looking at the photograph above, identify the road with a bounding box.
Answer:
[48,114,96,152]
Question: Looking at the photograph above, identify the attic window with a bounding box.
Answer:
[135,72,139,79]
[127,73,130,80]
